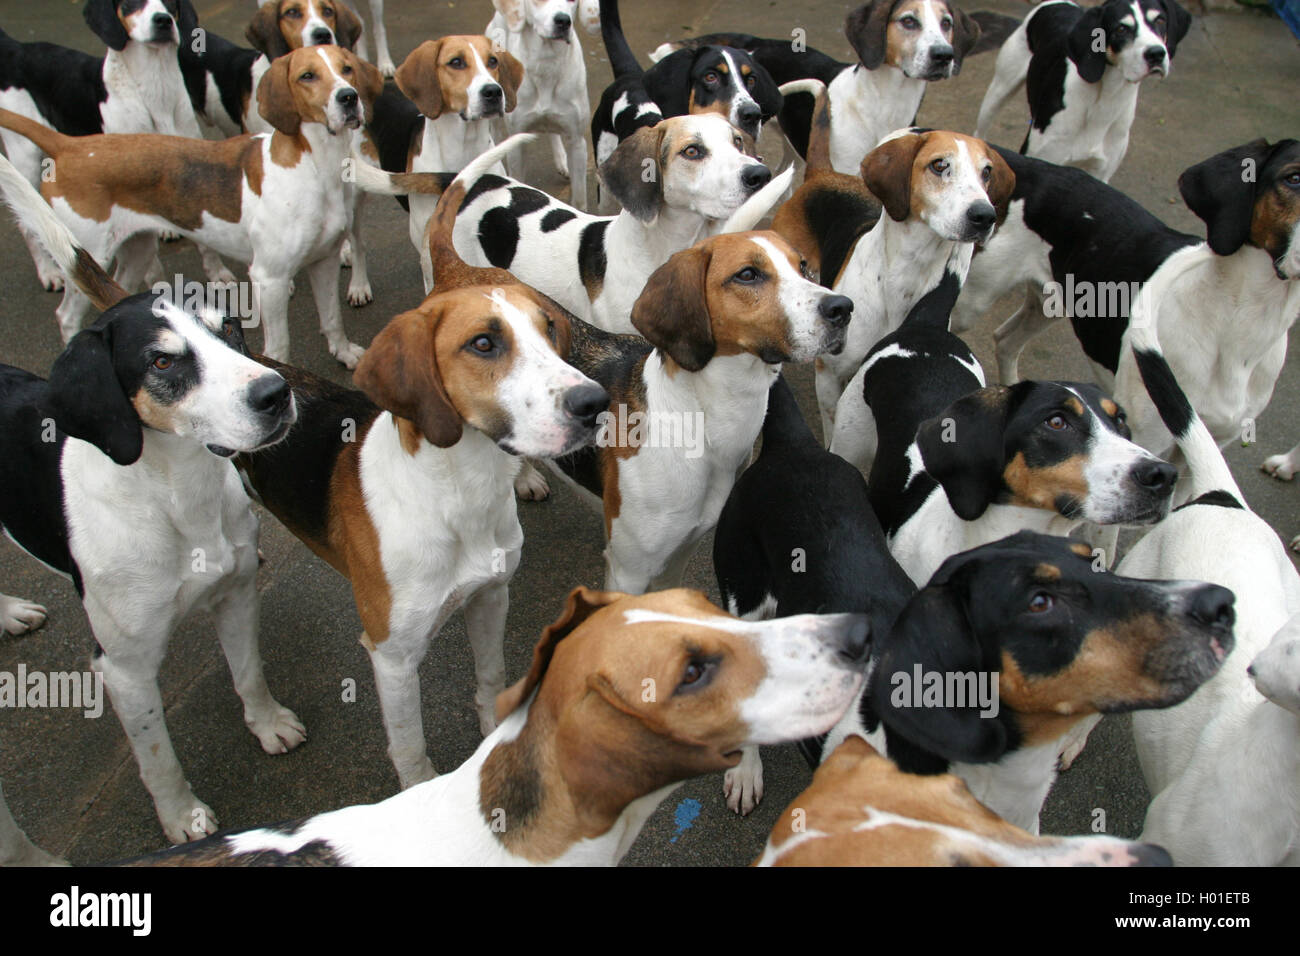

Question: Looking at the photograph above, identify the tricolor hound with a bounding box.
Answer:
[236,189,609,790]
[974,0,1191,182]
[246,0,393,76]
[756,736,1172,866]
[122,588,868,866]
[1121,320,1300,866]
[651,0,981,174]
[486,0,602,210]
[0,45,384,367]
[0,153,303,843]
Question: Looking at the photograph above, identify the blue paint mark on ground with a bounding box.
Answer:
[670,798,702,843]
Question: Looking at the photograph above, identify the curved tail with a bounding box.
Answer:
[600,0,643,78]
[0,108,73,159]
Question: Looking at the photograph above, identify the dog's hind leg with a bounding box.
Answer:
[992,284,1058,384]
[973,27,1031,139]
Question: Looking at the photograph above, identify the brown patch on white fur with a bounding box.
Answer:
[861,129,1015,223]
[1251,160,1300,264]
[395,37,524,120]
[247,0,363,59]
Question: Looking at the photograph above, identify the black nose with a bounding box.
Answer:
[482,85,503,102]
[563,384,610,428]
[553,13,572,31]
[249,375,291,416]
[831,614,871,666]
[1144,46,1166,66]
[966,203,996,231]
[1131,844,1173,868]
[337,89,359,110]
[1187,584,1236,631]
[1131,459,1177,495]
[818,294,853,328]
[741,164,771,191]
[311,28,334,45]
[153,13,174,29]
[931,46,954,65]
[737,102,761,127]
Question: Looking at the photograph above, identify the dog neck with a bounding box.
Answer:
[421,112,497,170]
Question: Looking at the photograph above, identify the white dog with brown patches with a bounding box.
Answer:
[124,588,869,867]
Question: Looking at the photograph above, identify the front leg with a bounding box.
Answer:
[249,269,293,363]
[368,0,396,76]
[463,580,511,737]
[0,781,63,867]
[564,132,589,211]
[0,592,47,635]
[1262,443,1300,481]
[345,191,374,307]
[368,636,437,789]
[306,252,365,368]
[198,245,239,286]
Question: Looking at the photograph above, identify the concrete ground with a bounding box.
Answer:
[0,0,1296,868]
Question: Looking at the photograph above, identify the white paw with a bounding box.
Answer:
[396,759,438,791]
[38,268,65,292]
[1057,735,1088,771]
[1291,534,1300,554]
[160,795,219,844]
[209,266,239,286]
[1261,453,1298,481]
[247,704,307,755]
[378,59,396,78]
[340,240,354,268]
[331,341,366,369]
[1,597,47,636]
[159,229,182,243]
[723,748,763,815]
[476,701,499,738]
[514,461,551,500]
[347,282,373,307]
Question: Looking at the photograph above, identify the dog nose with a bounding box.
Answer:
[1130,844,1173,867]
[1131,458,1177,494]
[818,294,854,328]
[737,102,762,128]
[482,85,503,103]
[741,164,772,191]
[826,613,871,666]
[336,89,359,110]
[249,375,291,416]
[967,203,996,230]
[931,46,955,66]
[1144,46,1166,66]
[1187,584,1236,631]
[563,383,610,428]
[553,13,572,32]
[311,28,335,45]
[153,13,174,29]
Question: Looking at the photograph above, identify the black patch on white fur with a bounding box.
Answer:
[541,208,578,232]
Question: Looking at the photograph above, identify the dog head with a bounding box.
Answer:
[600,114,771,223]
[395,37,524,121]
[861,128,1015,243]
[85,0,191,50]
[247,0,363,59]
[1248,615,1300,716]
[845,0,981,80]
[870,531,1234,763]
[650,46,783,142]
[495,0,598,41]
[1178,138,1300,279]
[630,231,854,371]
[759,736,1173,866]
[353,285,607,457]
[257,45,383,135]
[914,380,1177,525]
[43,292,295,466]
[1068,0,1191,84]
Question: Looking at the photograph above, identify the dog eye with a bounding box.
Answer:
[942,15,953,29]
[1028,592,1054,613]
[1153,14,1166,26]
[1284,172,1300,188]
[745,74,756,88]
[1114,24,1130,36]
[322,5,334,15]
[152,355,174,371]
[981,165,992,181]
[734,267,762,283]
[899,15,920,29]
[299,71,316,82]
[676,658,716,692]
[682,144,704,159]
[448,56,465,69]
[487,56,499,68]
[221,318,237,337]
[341,64,353,74]
[704,71,719,84]
[1045,414,1068,430]
[929,158,949,175]
[469,335,496,354]
[285,8,302,18]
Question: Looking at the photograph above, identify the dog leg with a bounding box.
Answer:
[409,193,438,294]
[1262,443,1300,481]
[1057,713,1102,771]
[992,285,1056,384]
[564,133,588,211]
[14,218,65,291]
[723,746,764,815]
[514,459,551,500]
[0,592,47,636]
[54,283,95,344]
[464,580,512,737]
[198,244,239,286]
[973,31,1030,140]
[0,781,64,867]
[368,636,437,789]
[368,0,396,76]
[306,253,365,368]
[346,192,374,307]
[814,359,845,446]
[114,232,164,294]
[249,269,293,363]
[828,368,880,475]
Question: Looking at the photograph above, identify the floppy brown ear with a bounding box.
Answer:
[496,587,625,720]
[333,1,364,50]
[352,306,464,448]
[984,147,1016,219]
[497,49,525,113]
[600,125,666,222]
[861,132,923,222]
[845,0,897,71]
[395,40,445,118]
[247,1,291,59]
[347,51,385,121]
[630,244,715,372]
[256,54,302,136]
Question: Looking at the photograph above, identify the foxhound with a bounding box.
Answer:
[486,0,602,210]
[0,45,384,367]
[756,737,1172,866]
[651,0,981,174]
[974,0,1191,183]
[821,531,1234,833]
[122,588,869,866]
[0,153,303,843]
[1120,320,1300,866]
[0,0,232,290]
[236,189,609,790]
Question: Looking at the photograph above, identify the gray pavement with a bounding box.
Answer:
[0,0,1296,867]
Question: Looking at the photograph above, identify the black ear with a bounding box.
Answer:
[84,0,130,51]
[845,0,896,71]
[600,125,665,222]
[916,386,1014,521]
[949,5,982,74]
[641,50,695,117]
[247,1,291,59]
[1161,0,1192,56]
[870,578,1008,764]
[1066,6,1108,84]
[630,244,715,371]
[45,325,143,466]
[1178,139,1270,256]
[747,60,784,119]
[174,0,200,49]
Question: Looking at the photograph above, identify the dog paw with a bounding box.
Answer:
[209,266,239,287]
[1291,534,1300,554]
[723,747,763,815]
[39,269,65,292]
[347,282,373,307]
[160,795,220,844]
[0,596,47,636]
[514,462,551,500]
[396,759,438,791]
[378,59,397,78]
[340,240,354,269]
[1261,452,1298,481]
[159,229,182,243]
[331,341,366,369]
[248,704,307,755]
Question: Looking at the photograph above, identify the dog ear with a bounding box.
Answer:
[861,131,923,222]
[44,324,143,467]
[870,576,1009,764]
[746,60,784,119]
[1161,0,1192,56]
[631,244,716,372]
[845,0,896,71]
[333,1,364,51]
[496,49,525,113]
[641,50,696,117]
[916,385,1014,521]
[1066,6,1108,84]
[175,0,201,50]
[948,5,982,74]
[494,0,527,34]
[84,0,130,51]
[347,51,385,121]
[600,125,666,222]
[256,54,302,136]
[396,41,445,118]
[984,145,1017,218]
[353,306,463,448]
[496,587,625,720]
[1178,139,1270,256]
[247,1,292,59]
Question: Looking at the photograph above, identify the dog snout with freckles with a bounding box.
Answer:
[659,115,772,222]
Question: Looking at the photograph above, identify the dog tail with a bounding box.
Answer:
[600,0,643,78]
[0,152,128,311]
[450,133,537,194]
[0,108,73,159]
[1127,313,1243,506]
[718,166,795,234]
[351,160,456,197]
[969,11,1022,55]
[900,264,963,334]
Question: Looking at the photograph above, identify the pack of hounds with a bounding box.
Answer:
[0,0,1295,868]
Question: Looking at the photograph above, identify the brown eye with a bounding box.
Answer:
[285,9,302,18]
[299,71,315,82]
[734,266,761,283]
[704,71,719,84]
[322,6,334,15]
[487,56,499,68]
[153,355,173,371]
[1046,414,1068,430]
[1029,592,1054,613]
[929,158,949,174]
[448,56,465,69]
[682,144,703,159]
[682,661,705,685]
[342,64,352,74]
[470,335,494,353]
[745,74,755,88]
[981,165,992,181]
